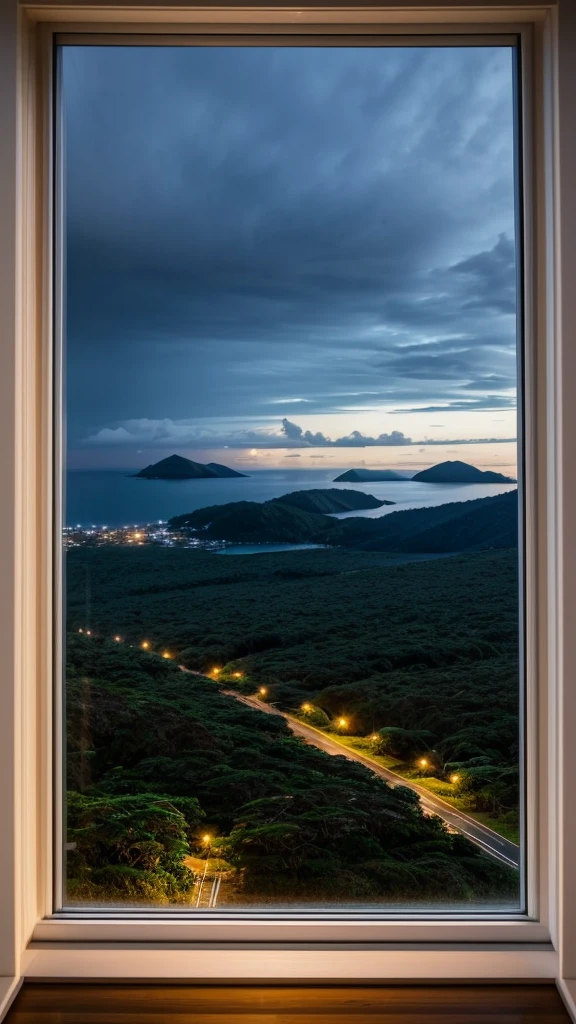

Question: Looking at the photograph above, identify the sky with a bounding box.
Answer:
[63,44,518,475]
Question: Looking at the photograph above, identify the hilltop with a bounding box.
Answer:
[269,488,393,514]
[334,469,406,482]
[412,460,516,484]
[134,454,247,480]
[169,499,335,543]
[169,488,392,541]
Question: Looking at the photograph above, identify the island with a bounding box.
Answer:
[269,488,394,514]
[134,454,247,480]
[334,469,407,482]
[166,487,517,553]
[412,460,516,484]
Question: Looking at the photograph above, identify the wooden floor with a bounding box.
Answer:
[4,983,571,1023]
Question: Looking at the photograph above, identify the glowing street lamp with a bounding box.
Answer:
[202,834,212,845]
[141,641,150,650]
[450,773,460,784]
[371,733,380,742]
[337,717,348,729]
[114,636,122,643]
[418,757,429,769]
[162,651,172,659]
[86,630,92,636]
[259,687,268,697]
[78,628,84,634]
[301,703,312,713]
[211,667,221,677]
[232,671,243,679]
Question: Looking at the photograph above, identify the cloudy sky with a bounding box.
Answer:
[63,43,518,473]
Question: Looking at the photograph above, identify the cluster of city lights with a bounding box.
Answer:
[63,522,229,551]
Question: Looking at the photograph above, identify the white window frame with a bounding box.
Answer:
[3,0,576,1016]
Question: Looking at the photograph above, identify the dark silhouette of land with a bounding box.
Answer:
[134,454,247,480]
[169,488,518,553]
[412,460,516,484]
[334,469,407,482]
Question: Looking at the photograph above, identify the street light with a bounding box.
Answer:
[450,773,460,784]
[338,717,348,729]
[141,641,150,650]
[162,651,172,659]
[114,636,122,643]
[418,757,429,769]
[301,703,312,712]
[233,671,243,679]
[371,733,379,742]
[259,687,268,697]
[211,667,221,677]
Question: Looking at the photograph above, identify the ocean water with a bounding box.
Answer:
[65,468,517,528]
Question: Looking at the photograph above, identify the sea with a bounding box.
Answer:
[65,468,517,529]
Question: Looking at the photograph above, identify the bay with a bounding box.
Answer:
[65,468,517,528]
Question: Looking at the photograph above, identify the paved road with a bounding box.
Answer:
[180,668,519,870]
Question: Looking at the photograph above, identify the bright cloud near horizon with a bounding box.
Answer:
[63,44,518,475]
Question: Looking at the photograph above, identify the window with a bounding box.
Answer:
[59,36,524,915]
[8,1,576,1002]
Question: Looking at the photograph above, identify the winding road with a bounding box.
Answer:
[179,667,519,870]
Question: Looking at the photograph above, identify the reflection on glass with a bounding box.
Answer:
[62,44,521,910]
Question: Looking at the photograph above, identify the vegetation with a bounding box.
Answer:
[66,635,517,905]
[411,460,516,484]
[268,488,393,513]
[168,499,333,542]
[167,489,517,552]
[67,543,520,863]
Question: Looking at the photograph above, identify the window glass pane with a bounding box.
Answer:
[61,42,522,911]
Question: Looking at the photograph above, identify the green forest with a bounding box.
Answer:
[66,542,520,907]
[66,635,516,906]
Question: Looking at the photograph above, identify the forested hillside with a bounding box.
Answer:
[67,544,520,852]
[167,489,517,553]
[66,636,515,905]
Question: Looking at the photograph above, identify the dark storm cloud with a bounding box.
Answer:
[63,44,517,448]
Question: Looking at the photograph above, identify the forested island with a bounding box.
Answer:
[168,489,517,552]
[412,460,516,484]
[334,460,516,484]
[135,454,247,479]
